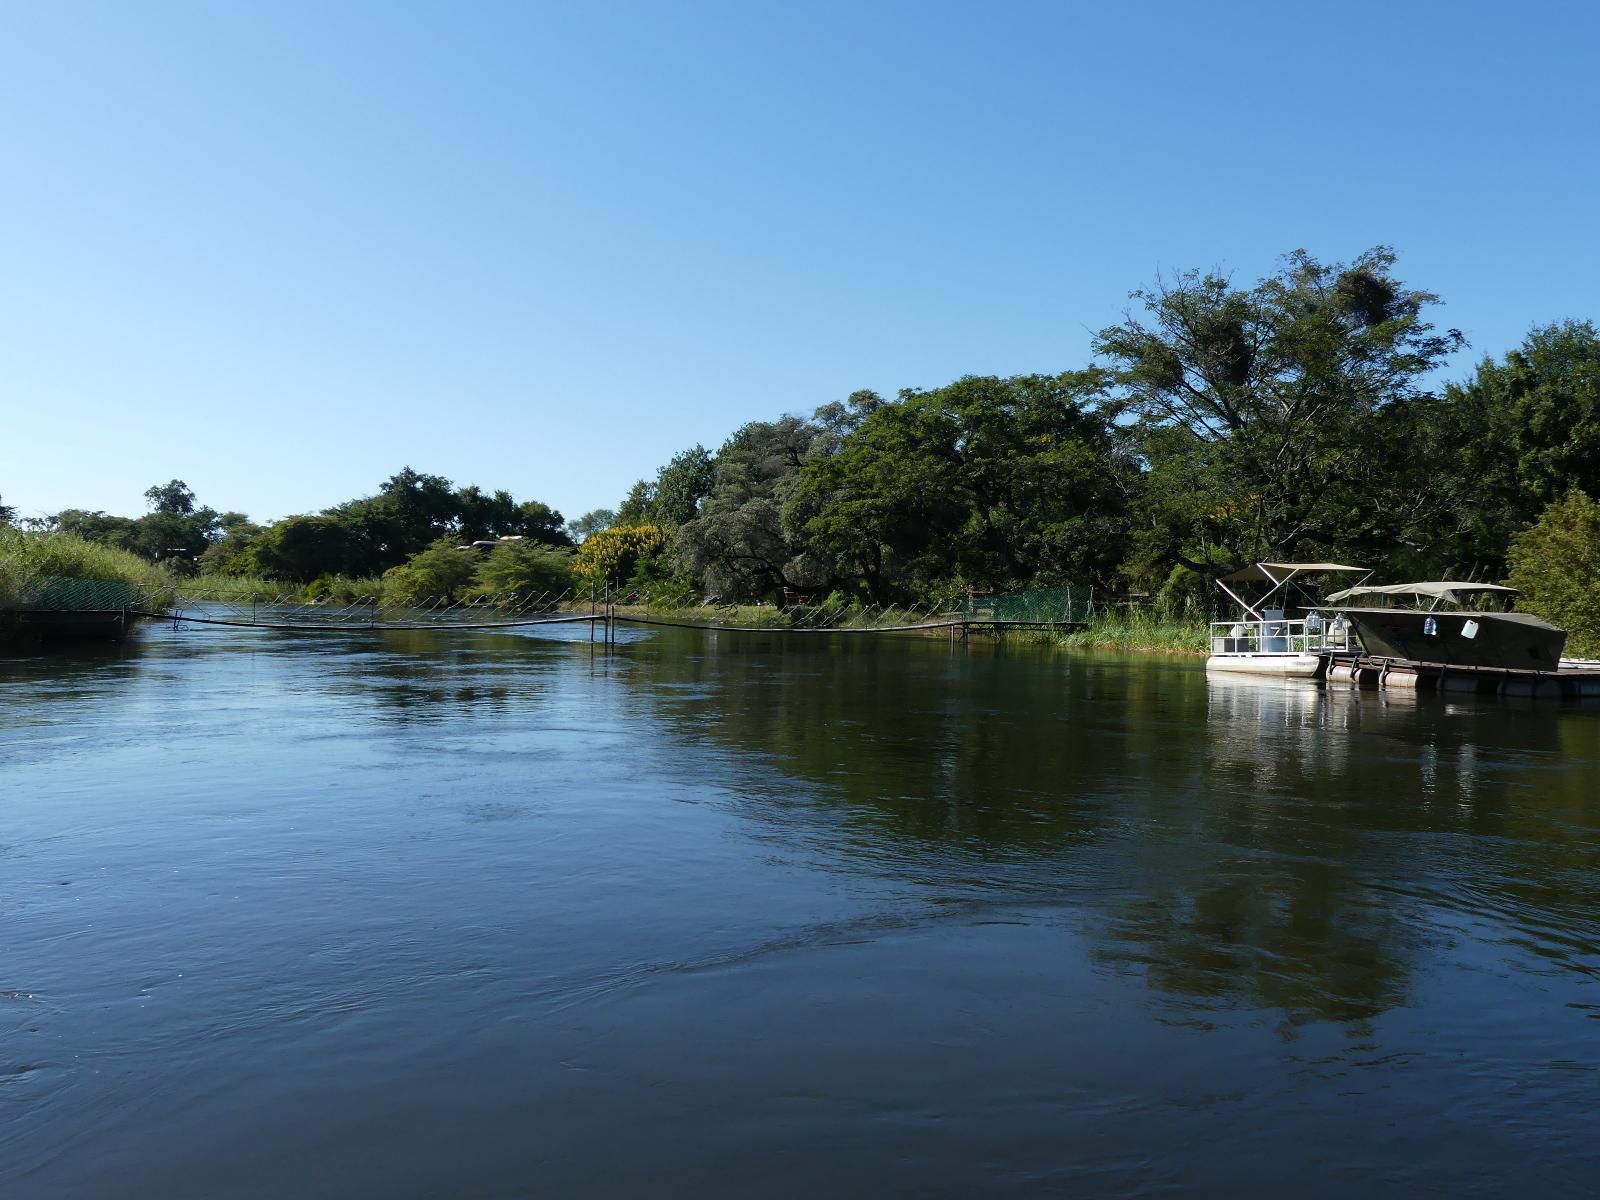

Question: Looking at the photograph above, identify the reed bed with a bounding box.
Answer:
[0,529,175,608]
[1049,611,1209,654]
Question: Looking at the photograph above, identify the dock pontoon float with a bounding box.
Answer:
[1206,562,1369,678]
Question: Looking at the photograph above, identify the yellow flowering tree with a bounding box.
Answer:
[574,524,669,588]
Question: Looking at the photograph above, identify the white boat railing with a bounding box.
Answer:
[1208,616,1354,656]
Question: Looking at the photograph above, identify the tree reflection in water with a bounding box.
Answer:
[605,633,1600,1029]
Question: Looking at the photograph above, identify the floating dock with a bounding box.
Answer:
[1323,653,1600,699]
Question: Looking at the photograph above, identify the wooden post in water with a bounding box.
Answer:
[589,581,596,644]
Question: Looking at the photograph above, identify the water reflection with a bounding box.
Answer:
[600,636,1600,1028]
[6,627,1600,1197]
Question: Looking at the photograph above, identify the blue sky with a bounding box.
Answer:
[3,1,1596,525]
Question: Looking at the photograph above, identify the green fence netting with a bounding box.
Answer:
[960,585,1093,622]
[15,575,139,611]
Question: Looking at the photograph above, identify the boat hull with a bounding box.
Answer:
[1343,609,1566,672]
[1205,653,1325,679]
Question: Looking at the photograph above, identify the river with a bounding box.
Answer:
[3,623,1599,1197]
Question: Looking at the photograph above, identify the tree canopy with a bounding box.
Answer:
[1095,247,1465,574]
[25,246,1600,617]
[1508,490,1600,656]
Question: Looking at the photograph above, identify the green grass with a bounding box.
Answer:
[607,599,959,630]
[1050,611,1209,654]
[0,528,176,609]
[997,610,1209,654]
[610,601,788,627]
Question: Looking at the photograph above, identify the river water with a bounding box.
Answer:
[3,623,1598,1197]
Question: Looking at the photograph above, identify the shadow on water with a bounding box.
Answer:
[601,632,1600,1028]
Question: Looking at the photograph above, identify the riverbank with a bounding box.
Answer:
[603,599,1210,655]
[993,612,1208,655]
[0,530,174,646]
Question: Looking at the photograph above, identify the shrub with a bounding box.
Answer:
[1508,490,1600,656]
[380,540,477,607]
[301,575,382,605]
[574,524,670,587]
[469,541,576,603]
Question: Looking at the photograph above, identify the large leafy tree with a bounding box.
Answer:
[51,481,222,571]
[648,446,715,528]
[231,515,360,580]
[452,485,569,546]
[51,509,140,548]
[1431,320,1600,576]
[795,374,1133,601]
[676,415,835,601]
[1095,247,1464,573]
[144,480,198,515]
[614,479,655,524]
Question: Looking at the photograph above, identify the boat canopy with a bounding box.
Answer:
[1218,562,1366,583]
[1214,561,1369,621]
[1325,581,1520,604]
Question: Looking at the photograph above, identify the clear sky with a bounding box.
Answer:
[2,1,1596,526]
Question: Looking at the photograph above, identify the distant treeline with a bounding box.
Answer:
[6,246,1600,627]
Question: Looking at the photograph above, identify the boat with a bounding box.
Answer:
[1322,582,1567,673]
[1206,562,1367,678]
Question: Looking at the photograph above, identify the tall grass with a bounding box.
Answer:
[0,528,175,609]
[1053,610,1209,654]
[610,595,959,630]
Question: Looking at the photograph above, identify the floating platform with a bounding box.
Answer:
[12,609,134,641]
[1322,653,1600,699]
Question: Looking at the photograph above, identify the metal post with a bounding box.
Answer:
[590,581,596,643]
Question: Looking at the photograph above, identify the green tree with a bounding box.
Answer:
[377,467,459,555]
[0,495,14,525]
[380,539,478,606]
[574,524,670,588]
[615,479,655,524]
[51,509,140,549]
[793,375,1132,601]
[453,486,570,546]
[111,480,224,572]
[453,485,519,543]
[507,499,569,546]
[676,416,834,601]
[566,508,616,542]
[1432,320,1600,576]
[237,515,361,580]
[144,479,197,515]
[198,515,265,575]
[648,446,715,527]
[470,540,576,600]
[1095,247,1464,573]
[1507,490,1600,656]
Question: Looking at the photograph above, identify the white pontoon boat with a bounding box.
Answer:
[1206,562,1369,678]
